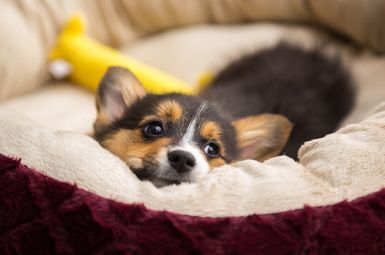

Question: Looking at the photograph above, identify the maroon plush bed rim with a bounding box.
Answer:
[1,154,385,255]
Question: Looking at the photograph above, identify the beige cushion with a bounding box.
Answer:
[1,0,384,100]
[300,102,385,199]
[0,83,95,132]
[0,1,47,100]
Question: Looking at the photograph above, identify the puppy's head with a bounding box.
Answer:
[93,67,292,187]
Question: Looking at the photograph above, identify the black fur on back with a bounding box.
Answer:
[200,43,355,159]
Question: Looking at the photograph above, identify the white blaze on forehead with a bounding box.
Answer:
[155,103,211,182]
[169,103,210,181]
[182,103,207,142]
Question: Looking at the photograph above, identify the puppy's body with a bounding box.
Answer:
[93,44,354,186]
[201,44,355,158]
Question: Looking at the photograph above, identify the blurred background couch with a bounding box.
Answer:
[0,0,384,132]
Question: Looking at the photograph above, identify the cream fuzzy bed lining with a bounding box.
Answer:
[0,102,384,217]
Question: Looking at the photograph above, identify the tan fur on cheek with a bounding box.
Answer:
[101,129,172,170]
[208,158,226,169]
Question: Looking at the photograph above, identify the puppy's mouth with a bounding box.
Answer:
[133,167,191,187]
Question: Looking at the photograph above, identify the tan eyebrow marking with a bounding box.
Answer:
[156,100,183,123]
[200,121,222,141]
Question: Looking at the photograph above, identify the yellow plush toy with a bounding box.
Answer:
[50,15,210,95]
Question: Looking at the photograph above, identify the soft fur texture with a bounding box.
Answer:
[93,65,293,186]
[2,154,385,255]
[202,44,355,159]
[1,102,385,218]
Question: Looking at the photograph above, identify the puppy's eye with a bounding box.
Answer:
[204,143,220,158]
[143,121,163,138]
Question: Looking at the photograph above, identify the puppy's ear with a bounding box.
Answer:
[232,114,292,161]
[94,67,146,132]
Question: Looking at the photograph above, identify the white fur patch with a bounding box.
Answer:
[170,103,210,181]
[182,103,207,143]
[168,142,210,181]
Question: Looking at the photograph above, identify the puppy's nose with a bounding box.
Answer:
[167,150,196,173]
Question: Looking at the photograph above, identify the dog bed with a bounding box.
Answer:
[2,155,385,255]
[1,1,385,254]
[1,102,385,254]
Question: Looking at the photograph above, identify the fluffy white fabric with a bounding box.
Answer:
[0,103,385,217]
[300,102,385,200]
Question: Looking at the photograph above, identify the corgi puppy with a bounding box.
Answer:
[93,44,354,187]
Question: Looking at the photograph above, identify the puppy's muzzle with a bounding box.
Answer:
[167,150,196,173]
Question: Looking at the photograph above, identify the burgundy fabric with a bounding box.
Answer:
[1,154,385,255]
